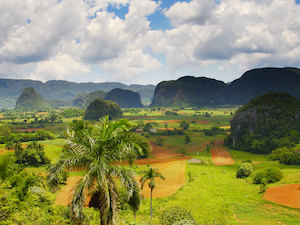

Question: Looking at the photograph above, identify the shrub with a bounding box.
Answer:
[236,163,253,178]
[242,159,252,163]
[160,207,196,225]
[184,134,191,144]
[270,146,300,165]
[156,137,164,146]
[253,168,283,184]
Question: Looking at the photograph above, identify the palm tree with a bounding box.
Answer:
[48,116,151,225]
[140,164,165,221]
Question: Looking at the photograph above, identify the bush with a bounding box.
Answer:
[156,137,164,146]
[236,163,253,178]
[253,168,283,184]
[270,146,300,165]
[242,159,252,163]
[160,207,196,225]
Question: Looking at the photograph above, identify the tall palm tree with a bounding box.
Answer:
[140,164,165,221]
[48,116,151,225]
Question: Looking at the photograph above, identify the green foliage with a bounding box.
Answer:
[0,181,19,222]
[49,116,150,224]
[15,87,49,111]
[253,168,283,184]
[165,110,178,115]
[270,145,300,165]
[0,153,22,181]
[236,163,253,178]
[15,142,50,167]
[60,108,84,118]
[160,207,196,225]
[184,134,191,144]
[1,129,54,144]
[229,92,300,154]
[104,88,144,108]
[84,98,122,121]
[203,127,226,136]
[179,120,189,130]
[156,137,164,146]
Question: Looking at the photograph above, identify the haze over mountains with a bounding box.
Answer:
[2,67,300,109]
[0,79,155,108]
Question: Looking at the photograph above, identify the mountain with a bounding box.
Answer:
[84,99,122,121]
[0,78,155,108]
[15,87,49,111]
[151,76,228,107]
[72,90,107,108]
[227,92,300,154]
[228,67,300,104]
[151,67,300,107]
[104,88,144,108]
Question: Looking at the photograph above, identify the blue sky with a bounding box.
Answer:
[0,0,300,85]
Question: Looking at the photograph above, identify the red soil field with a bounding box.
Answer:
[211,142,235,166]
[15,127,41,132]
[54,142,190,205]
[263,184,300,209]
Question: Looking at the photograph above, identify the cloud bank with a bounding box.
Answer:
[0,0,299,83]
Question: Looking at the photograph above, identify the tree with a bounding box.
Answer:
[184,134,191,144]
[128,185,141,220]
[140,165,165,221]
[179,120,189,130]
[48,116,151,225]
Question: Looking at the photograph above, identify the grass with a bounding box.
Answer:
[128,160,299,225]
[1,107,299,224]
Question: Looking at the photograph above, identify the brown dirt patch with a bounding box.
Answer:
[196,120,209,124]
[137,160,186,198]
[15,127,41,132]
[185,141,210,153]
[213,139,224,146]
[0,148,14,154]
[211,147,234,166]
[0,145,27,155]
[55,176,82,206]
[36,112,48,115]
[263,184,300,209]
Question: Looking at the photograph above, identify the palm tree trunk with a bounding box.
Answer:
[134,211,136,220]
[150,188,153,221]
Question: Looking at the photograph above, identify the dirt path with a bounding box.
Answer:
[211,147,235,166]
[263,184,300,209]
[55,176,82,206]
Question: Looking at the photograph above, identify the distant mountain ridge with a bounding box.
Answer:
[151,67,300,107]
[104,88,144,108]
[0,78,155,108]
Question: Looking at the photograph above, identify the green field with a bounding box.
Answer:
[0,107,299,224]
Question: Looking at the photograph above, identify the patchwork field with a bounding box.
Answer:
[1,107,299,225]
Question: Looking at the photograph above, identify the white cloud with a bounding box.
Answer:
[159,0,300,74]
[100,49,162,81]
[29,53,90,81]
[0,0,299,83]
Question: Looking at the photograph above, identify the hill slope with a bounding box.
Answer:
[227,92,300,154]
[15,87,49,111]
[151,76,228,107]
[228,67,300,104]
[104,88,143,108]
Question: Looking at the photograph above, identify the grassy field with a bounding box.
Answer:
[120,149,300,225]
[1,107,299,224]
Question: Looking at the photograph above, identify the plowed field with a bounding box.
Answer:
[263,184,300,209]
